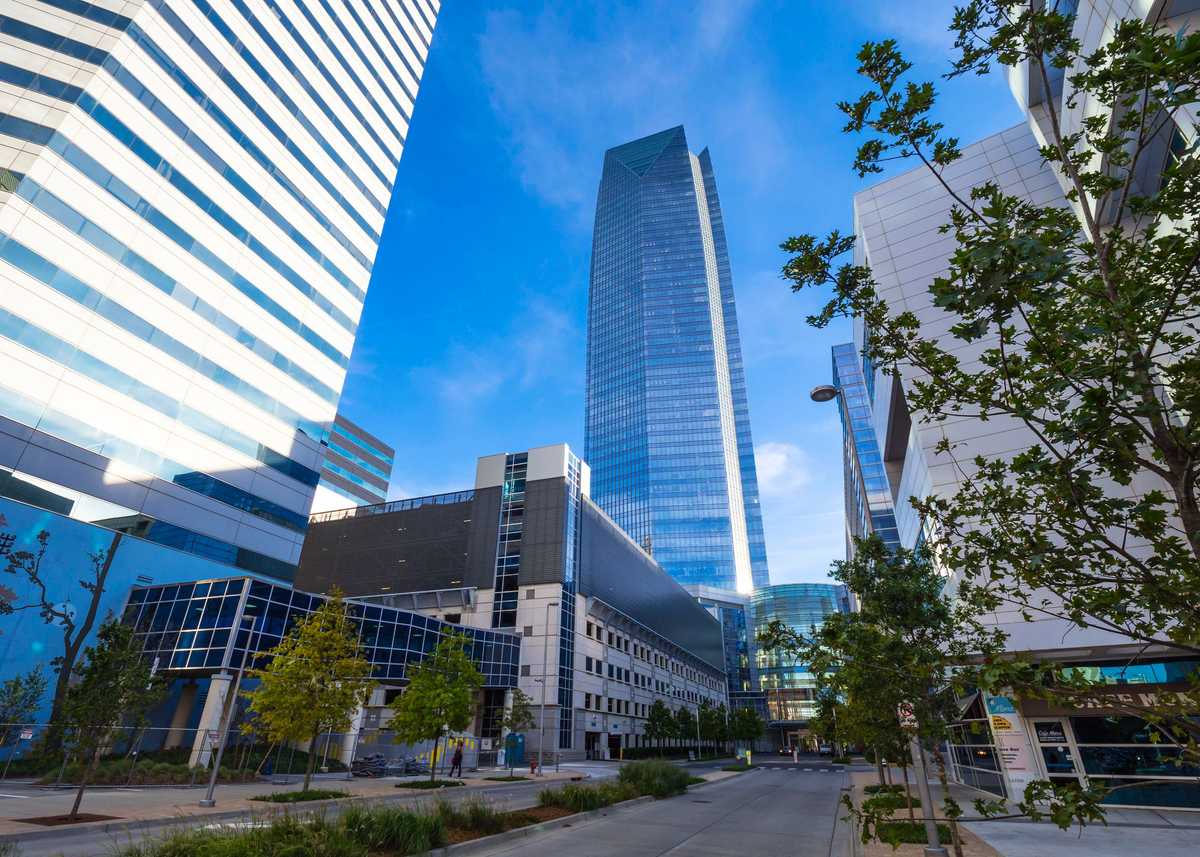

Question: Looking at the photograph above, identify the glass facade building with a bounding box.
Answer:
[123,576,520,688]
[752,583,850,725]
[0,0,438,580]
[832,343,900,554]
[311,412,395,513]
[584,125,768,594]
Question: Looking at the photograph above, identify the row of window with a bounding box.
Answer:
[0,113,349,369]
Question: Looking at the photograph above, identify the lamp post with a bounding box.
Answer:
[199,609,262,807]
[536,600,559,776]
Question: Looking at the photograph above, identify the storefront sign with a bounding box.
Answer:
[985,694,1036,793]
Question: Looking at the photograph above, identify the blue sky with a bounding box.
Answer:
[339,0,1023,584]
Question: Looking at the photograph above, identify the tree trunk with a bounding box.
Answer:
[303,731,318,793]
[928,744,964,857]
[69,746,101,821]
[46,533,122,751]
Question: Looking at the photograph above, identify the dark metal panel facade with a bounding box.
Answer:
[518,477,566,586]
[295,499,472,595]
[578,499,725,670]
[465,486,502,589]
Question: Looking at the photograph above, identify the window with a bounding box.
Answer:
[607,631,614,645]
[523,626,533,637]
[584,693,591,709]
[587,622,594,638]
[526,589,536,599]
[444,613,461,624]
[607,698,614,713]
[521,665,531,676]
[585,656,593,672]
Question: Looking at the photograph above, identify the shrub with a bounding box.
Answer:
[875,821,951,846]
[434,797,505,836]
[36,758,253,786]
[863,783,905,795]
[340,805,446,853]
[721,762,754,772]
[617,759,691,798]
[250,789,349,803]
[687,777,705,786]
[537,781,639,813]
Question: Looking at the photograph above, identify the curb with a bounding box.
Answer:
[0,777,567,846]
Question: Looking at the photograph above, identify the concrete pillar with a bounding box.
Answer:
[189,673,232,768]
[340,704,366,766]
[497,689,514,768]
[163,682,198,749]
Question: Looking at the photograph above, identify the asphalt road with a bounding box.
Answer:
[471,765,847,857]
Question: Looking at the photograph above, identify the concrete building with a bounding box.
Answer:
[0,0,437,582]
[584,125,769,595]
[310,411,395,514]
[842,0,1200,809]
[296,443,728,761]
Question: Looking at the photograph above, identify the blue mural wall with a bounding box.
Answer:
[0,496,255,722]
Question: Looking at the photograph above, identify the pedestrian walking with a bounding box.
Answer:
[449,741,464,778]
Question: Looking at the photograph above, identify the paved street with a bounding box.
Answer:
[471,765,846,857]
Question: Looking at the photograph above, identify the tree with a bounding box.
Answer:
[644,700,674,754]
[243,590,374,793]
[499,687,535,776]
[674,706,696,753]
[729,706,764,748]
[3,529,122,747]
[780,0,1200,819]
[0,667,47,750]
[769,539,1004,855]
[698,702,727,758]
[60,619,164,820]
[390,633,482,783]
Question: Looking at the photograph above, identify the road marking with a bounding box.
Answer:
[804,767,813,771]
[0,793,29,799]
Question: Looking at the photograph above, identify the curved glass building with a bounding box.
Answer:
[752,583,850,744]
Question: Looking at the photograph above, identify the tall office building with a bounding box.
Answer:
[831,343,900,556]
[0,0,438,580]
[311,411,395,513]
[584,125,768,594]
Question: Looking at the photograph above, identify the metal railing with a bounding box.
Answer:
[308,490,476,523]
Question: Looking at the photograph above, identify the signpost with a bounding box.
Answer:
[898,703,948,857]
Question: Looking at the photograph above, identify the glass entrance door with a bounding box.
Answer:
[1032,718,1085,789]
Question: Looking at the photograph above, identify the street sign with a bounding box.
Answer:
[18,729,32,741]
[897,702,919,730]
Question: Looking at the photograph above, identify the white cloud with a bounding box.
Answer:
[409,293,581,407]
[755,440,845,584]
[477,1,785,225]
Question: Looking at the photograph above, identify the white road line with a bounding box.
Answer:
[0,793,30,799]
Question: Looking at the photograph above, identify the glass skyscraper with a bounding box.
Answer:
[832,343,900,555]
[584,125,768,594]
[0,0,437,580]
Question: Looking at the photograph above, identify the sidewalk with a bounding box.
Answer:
[0,769,582,838]
[852,767,1198,857]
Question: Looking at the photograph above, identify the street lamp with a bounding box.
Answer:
[199,608,263,807]
[809,384,839,403]
[536,601,559,776]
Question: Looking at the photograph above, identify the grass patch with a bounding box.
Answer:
[721,763,755,772]
[687,777,706,786]
[864,792,920,813]
[538,781,639,813]
[875,820,952,846]
[617,759,692,798]
[483,775,529,781]
[250,789,349,803]
[394,779,464,789]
